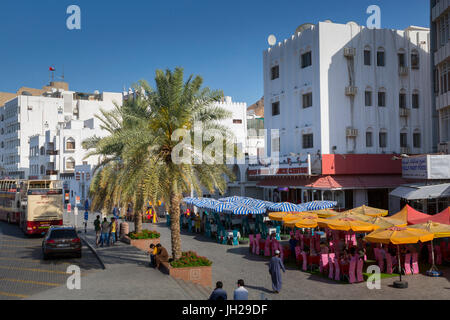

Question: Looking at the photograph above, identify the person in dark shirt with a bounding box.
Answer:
[208,281,227,300]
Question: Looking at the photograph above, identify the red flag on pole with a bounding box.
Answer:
[49,67,55,71]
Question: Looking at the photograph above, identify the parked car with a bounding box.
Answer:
[42,226,82,260]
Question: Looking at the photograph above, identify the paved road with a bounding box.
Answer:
[0,219,103,300]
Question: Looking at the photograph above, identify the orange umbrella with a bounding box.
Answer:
[343,205,388,217]
[283,213,323,229]
[318,217,379,232]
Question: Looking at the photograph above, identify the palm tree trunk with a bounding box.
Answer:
[170,181,182,260]
[134,210,143,234]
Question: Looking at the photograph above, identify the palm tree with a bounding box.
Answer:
[85,67,236,259]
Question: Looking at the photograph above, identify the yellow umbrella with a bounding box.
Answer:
[327,211,406,228]
[283,213,323,229]
[268,211,301,222]
[310,209,338,218]
[318,217,380,232]
[344,205,388,217]
[365,226,434,286]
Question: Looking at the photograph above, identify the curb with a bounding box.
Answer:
[80,236,106,270]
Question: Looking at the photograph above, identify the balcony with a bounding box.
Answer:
[345,86,358,96]
[46,150,59,155]
[398,66,408,76]
[46,170,58,176]
[399,108,410,117]
[438,142,450,154]
[346,128,358,138]
[344,47,356,58]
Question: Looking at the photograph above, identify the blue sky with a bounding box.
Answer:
[0,0,429,105]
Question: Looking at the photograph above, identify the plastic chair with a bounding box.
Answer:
[295,246,302,265]
[232,230,239,246]
[275,226,281,241]
[356,258,364,282]
[255,234,261,255]
[385,254,393,274]
[411,252,419,275]
[249,234,254,253]
[348,256,357,283]
[264,236,271,257]
[328,253,335,279]
[334,256,340,281]
[404,253,412,275]
[319,253,329,274]
[301,251,307,271]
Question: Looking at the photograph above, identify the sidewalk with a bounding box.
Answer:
[28,217,209,300]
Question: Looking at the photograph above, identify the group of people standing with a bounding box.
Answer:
[94,215,119,247]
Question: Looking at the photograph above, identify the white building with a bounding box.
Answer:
[264,21,433,157]
[28,118,109,205]
[0,82,122,179]
[431,0,450,153]
[254,20,434,210]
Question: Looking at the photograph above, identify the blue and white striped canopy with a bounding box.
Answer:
[302,201,337,211]
[182,197,195,204]
[213,202,239,213]
[268,202,306,212]
[219,196,247,203]
[224,205,266,215]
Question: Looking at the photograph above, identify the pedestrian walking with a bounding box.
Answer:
[94,215,101,247]
[268,250,286,293]
[109,217,117,245]
[208,281,227,300]
[154,244,169,269]
[233,279,248,300]
[100,217,110,247]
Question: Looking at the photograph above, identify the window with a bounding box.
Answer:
[271,65,279,80]
[233,119,243,124]
[413,132,421,148]
[398,53,406,67]
[272,102,280,116]
[364,50,371,66]
[400,133,408,148]
[412,93,419,109]
[66,158,75,170]
[365,91,372,106]
[379,132,387,148]
[399,93,407,109]
[377,50,385,67]
[378,91,386,107]
[66,138,75,150]
[301,52,312,68]
[411,52,420,69]
[366,131,373,147]
[302,93,313,108]
[302,134,313,149]
[40,147,45,155]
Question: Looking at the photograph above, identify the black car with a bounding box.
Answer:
[42,226,82,260]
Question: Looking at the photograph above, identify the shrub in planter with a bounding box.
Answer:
[170,251,212,268]
[128,229,161,240]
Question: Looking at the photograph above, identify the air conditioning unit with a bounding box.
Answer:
[344,47,356,57]
[345,86,358,96]
[346,128,358,137]
[399,66,409,76]
[27,106,33,111]
[399,108,410,117]
[400,146,411,154]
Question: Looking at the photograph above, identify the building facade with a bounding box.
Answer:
[254,21,434,211]
[431,0,450,153]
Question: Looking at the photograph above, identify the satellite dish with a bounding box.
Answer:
[267,34,277,46]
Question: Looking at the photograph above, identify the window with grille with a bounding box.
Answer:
[302,134,313,149]
[378,91,386,107]
[379,132,387,148]
[301,52,312,68]
[364,50,371,66]
[377,51,385,67]
[302,93,312,108]
[366,132,373,147]
[412,93,419,109]
[400,133,408,148]
[271,65,279,80]
[413,133,421,148]
[399,93,407,109]
[272,102,280,116]
[365,91,372,106]
[398,53,406,67]
[411,52,420,69]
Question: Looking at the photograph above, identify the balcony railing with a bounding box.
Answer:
[46,150,59,155]
[398,66,409,76]
[46,170,58,176]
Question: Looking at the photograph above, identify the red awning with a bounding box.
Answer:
[410,207,450,225]
[257,175,410,190]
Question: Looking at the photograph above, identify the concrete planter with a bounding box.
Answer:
[121,235,160,253]
[168,265,212,288]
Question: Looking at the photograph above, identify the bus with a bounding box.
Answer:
[0,180,64,235]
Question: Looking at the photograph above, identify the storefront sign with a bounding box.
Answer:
[402,155,450,179]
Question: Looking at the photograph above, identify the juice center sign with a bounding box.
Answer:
[402,157,428,179]
[402,155,450,179]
